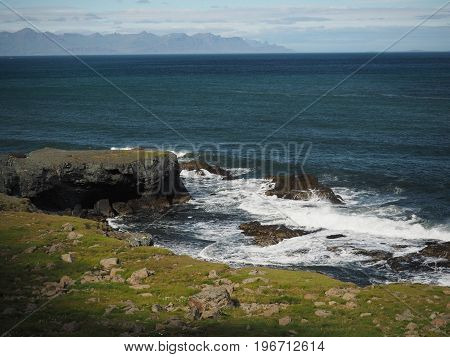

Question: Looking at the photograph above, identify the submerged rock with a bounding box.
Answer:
[387,241,449,271]
[265,173,344,204]
[0,148,190,217]
[326,234,346,239]
[239,221,312,246]
[180,160,236,180]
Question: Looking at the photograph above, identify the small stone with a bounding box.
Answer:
[303,293,318,300]
[208,270,218,279]
[139,293,153,297]
[129,284,150,290]
[110,268,124,277]
[248,269,266,276]
[314,302,326,307]
[67,231,83,240]
[315,309,332,318]
[360,312,372,318]
[431,318,446,328]
[262,305,279,317]
[345,301,358,310]
[279,316,291,326]
[100,257,119,270]
[59,275,74,288]
[152,304,164,313]
[342,292,356,301]
[406,322,417,330]
[242,277,269,284]
[62,223,74,232]
[395,309,414,321]
[23,246,37,254]
[127,267,153,285]
[301,319,309,323]
[61,253,74,263]
[328,301,337,306]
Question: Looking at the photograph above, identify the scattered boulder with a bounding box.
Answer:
[94,199,114,217]
[112,202,133,216]
[265,173,344,204]
[151,304,164,313]
[325,287,360,298]
[303,293,318,300]
[248,269,266,276]
[242,277,269,284]
[279,316,292,326]
[127,267,153,286]
[315,309,332,317]
[395,309,414,321]
[23,246,37,254]
[59,275,74,288]
[208,270,218,279]
[100,257,120,270]
[61,223,74,232]
[61,253,74,263]
[239,221,312,246]
[67,231,83,240]
[188,285,234,320]
[105,231,154,247]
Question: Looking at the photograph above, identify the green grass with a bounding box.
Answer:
[0,211,448,337]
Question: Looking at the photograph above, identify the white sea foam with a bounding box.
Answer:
[110,146,134,151]
[169,150,190,158]
[119,169,450,285]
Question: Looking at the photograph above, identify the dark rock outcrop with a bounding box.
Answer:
[180,160,236,180]
[265,173,344,204]
[0,148,190,217]
[240,221,313,246]
[387,241,450,271]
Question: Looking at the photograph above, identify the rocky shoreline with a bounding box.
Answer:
[0,147,449,283]
[0,210,448,336]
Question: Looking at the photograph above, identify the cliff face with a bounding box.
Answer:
[0,148,189,216]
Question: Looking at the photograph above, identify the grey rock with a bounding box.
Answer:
[0,148,190,216]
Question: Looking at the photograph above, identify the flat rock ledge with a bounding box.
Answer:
[239,221,314,246]
[266,173,344,204]
[0,148,190,218]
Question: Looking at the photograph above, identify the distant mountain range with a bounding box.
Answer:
[0,28,291,56]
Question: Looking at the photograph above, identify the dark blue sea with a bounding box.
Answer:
[1,53,449,285]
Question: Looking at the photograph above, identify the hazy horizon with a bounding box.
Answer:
[0,1,449,52]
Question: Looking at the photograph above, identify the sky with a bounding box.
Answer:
[0,0,449,52]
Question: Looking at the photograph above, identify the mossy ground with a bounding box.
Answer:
[0,211,448,337]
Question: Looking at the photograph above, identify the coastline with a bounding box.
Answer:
[0,210,448,337]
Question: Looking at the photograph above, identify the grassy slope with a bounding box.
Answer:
[0,211,448,337]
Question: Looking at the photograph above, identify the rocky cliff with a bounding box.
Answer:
[0,148,190,217]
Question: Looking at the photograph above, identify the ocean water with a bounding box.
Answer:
[1,53,449,285]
